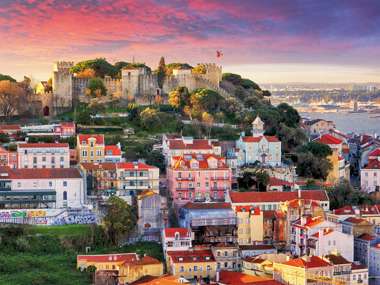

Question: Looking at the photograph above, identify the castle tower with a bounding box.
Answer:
[52,61,74,113]
[202,63,222,86]
[252,116,264,136]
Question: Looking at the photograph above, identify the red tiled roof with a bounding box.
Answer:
[183,202,231,210]
[0,167,82,179]
[317,134,343,145]
[105,145,122,156]
[218,271,275,285]
[283,256,331,268]
[242,136,279,143]
[229,190,328,204]
[268,177,294,187]
[164,228,190,238]
[18,143,69,148]
[168,139,212,150]
[324,254,350,265]
[131,275,184,285]
[343,217,369,224]
[369,148,380,157]
[77,253,137,263]
[116,162,156,170]
[365,159,380,169]
[236,206,261,214]
[293,216,324,229]
[356,233,375,241]
[167,249,215,263]
[311,228,334,238]
[333,205,354,215]
[80,162,117,171]
[127,256,161,266]
[78,134,104,145]
[171,154,228,170]
[0,124,21,131]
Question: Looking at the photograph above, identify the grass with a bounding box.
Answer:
[26,224,92,238]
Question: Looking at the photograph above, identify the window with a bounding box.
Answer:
[42,157,46,162]
[33,157,37,164]
[49,181,53,187]
[60,157,64,162]
[63,191,67,201]
[180,266,184,272]
[194,266,198,272]
[63,181,67,187]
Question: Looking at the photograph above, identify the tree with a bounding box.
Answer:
[328,180,373,210]
[0,74,16,82]
[103,196,136,246]
[76,68,96,79]
[238,169,269,192]
[296,152,332,180]
[299,142,332,158]
[87,78,107,97]
[202,112,214,138]
[157,57,166,89]
[70,58,118,78]
[0,80,25,119]
[277,103,301,128]
[139,107,161,130]
[168,87,190,110]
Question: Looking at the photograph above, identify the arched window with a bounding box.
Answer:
[63,191,67,201]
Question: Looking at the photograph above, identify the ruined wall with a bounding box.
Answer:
[52,62,73,111]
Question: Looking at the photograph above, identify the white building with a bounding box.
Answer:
[369,242,380,284]
[236,116,281,166]
[308,228,354,261]
[162,228,192,257]
[361,150,380,193]
[0,167,85,209]
[17,143,70,169]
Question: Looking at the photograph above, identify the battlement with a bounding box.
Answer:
[103,76,121,84]
[54,61,74,72]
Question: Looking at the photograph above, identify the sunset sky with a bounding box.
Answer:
[0,0,379,83]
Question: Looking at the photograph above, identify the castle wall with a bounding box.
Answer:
[52,62,73,110]
[103,76,122,98]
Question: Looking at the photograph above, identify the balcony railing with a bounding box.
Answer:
[176,177,195,181]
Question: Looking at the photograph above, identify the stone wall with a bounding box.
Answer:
[52,61,73,110]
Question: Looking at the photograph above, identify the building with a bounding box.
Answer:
[315,134,350,182]
[290,216,341,257]
[0,124,21,136]
[341,217,374,237]
[77,134,105,163]
[77,253,163,285]
[179,202,237,245]
[217,270,281,285]
[0,146,17,168]
[162,228,192,257]
[211,243,241,271]
[327,205,380,225]
[137,190,165,241]
[104,145,123,162]
[167,154,232,207]
[240,245,278,258]
[242,253,289,277]
[0,167,85,209]
[369,242,380,284]
[17,143,70,169]
[360,154,380,193]
[235,206,264,245]
[307,228,354,261]
[236,117,281,167]
[162,135,221,162]
[273,256,334,285]
[304,119,335,136]
[354,233,380,267]
[54,122,76,137]
[166,249,217,281]
[229,190,330,212]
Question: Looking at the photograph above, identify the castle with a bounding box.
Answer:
[33,61,233,116]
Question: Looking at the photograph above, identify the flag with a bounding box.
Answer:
[216,50,223,58]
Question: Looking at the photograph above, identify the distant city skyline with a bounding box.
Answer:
[0,0,379,83]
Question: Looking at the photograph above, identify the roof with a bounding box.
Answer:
[324,254,350,265]
[239,244,276,251]
[168,139,212,150]
[171,154,228,170]
[131,275,189,285]
[116,162,156,170]
[283,256,331,268]
[293,216,324,229]
[369,148,380,157]
[317,134,343,145]
[80,162,117,171]
[364,159,380,169]
[218,271,277,285]
[78,134,104,145]
[164,228,190,238]
[242,135,279,143]
[268,177,294,187]
[311,228,334,238]
[105,145,122,156]
[77,253,137,264]
[127,255,161,266]
[0,124,21,131]
[18,143,69,148]
[229,190,329,204]
[356,233,375,241]
[343,217,371,225]
[183,202,231,210]
[0,167,82,179]
[166,249,215,263]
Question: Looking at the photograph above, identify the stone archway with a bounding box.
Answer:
[43,105,50,116]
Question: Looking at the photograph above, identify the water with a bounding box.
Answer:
[301,112,380,135]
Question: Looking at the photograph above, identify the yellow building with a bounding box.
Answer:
[236,206,263,245]
[77,134,105,163]
[273,256,334,285]
[77,253,163,285]
[166,249,217,281]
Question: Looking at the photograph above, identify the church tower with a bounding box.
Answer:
[252,116,264,137]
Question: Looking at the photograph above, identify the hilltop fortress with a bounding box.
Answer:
[45,61,232,115]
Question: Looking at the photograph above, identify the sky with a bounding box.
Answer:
[0,0,379,84]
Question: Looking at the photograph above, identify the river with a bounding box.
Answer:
[300,112,380,135]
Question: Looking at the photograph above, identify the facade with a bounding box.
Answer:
[236,117,281,167]
[361,155,380,193]
[290,216,341,257]
[17,143,70,169]
[0,167,85,209]
[179,202,237,245]
[369,243,380,284]
[341,217,374,237]
[77,253,163,285]
[304,119,336,136]
[77,134,105,163]
[240,245,278,258]
[235,206,264,245]
[273,256,334,285]
[211,244,241,272]
[167,154,232,207]
[307,229,354,261]
[166,249,217,281]
[104,145,123,162]
[0,146,17,168]
[242,253,289,277]
[162,228,192,257]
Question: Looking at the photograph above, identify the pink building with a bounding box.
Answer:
[0,146,18,168]
[54,122,76,137]
[167,154,232,207]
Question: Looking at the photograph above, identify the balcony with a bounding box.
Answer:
[176,177,195,181]
[210,177,230,181]
[176,187,195,191]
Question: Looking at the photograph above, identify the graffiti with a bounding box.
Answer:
[52,214,96,225]
[0,210,46,219]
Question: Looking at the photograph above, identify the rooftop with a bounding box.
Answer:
[78,134,105,145]
[168,139,212,150]
[218,271,279,285]
[242,135,279,143]
[166,249,214,263]
[0,167,82,179]
[18,143,69,148]
[164,228,190,238]
[283,256,331,268]
[77,253,137,264]
[317,134,343,145]
[183,202,232,210]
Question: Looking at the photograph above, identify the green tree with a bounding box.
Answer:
[277,103,301,128]
[328,180,373,210]
[168,87,190,110]
[299,142,332,158]
[70,58,118,78]
[238,169,269,192]
[103,196,136,246]
[0,74,16,82]
[296,152,332,180]
[139,107,161,130]
[87,78,107,97]
[157,57,166,89]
